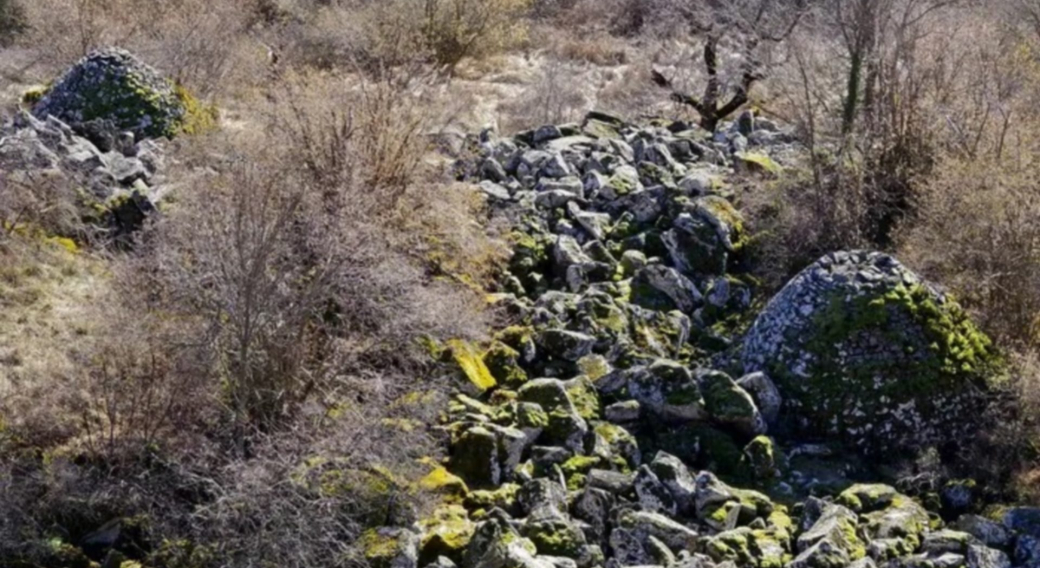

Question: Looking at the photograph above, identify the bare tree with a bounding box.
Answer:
[651,0,808,132]
[829,0,959,137]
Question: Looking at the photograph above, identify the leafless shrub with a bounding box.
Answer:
[742,162,878,290]
[185,409,438,568]
[499,56,589,132]
[0,68,496,564]
[899,156,1040,350]
[17,0,266,96]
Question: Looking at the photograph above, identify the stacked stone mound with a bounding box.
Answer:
[0,110,168,234]
[742,251,1000,454]
[32,48,186,140]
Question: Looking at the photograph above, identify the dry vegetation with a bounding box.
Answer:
[7,0,1040,563]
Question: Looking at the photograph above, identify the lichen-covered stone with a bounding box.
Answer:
[538,329,596,362]
[33,48,188,139]
[420,466,470,499]
[634,465,678,515]
[626,359,706,423]
[421,505,476,565]
[518,478,568,519]
[451,340,498,391]
[741,436,780,481]
[699,369,766,438]
[742,251,1002,454]
[485,341,529,388]
[649,452,696,514]
[663,196,745,278]
[967,544,1011,568]
[630,265,702,314]
[952,515,1010,548]
[788,539,850,568]
[610,509,699,565]
[736,372,782,427]
[796,501,866,561]
[361,527,421,568]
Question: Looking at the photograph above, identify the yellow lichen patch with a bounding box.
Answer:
[360,528,405,565]
[419,465,470,498]
[419,504,475,563]
[736,152,782,176]
[448,339,497,391]
[174,84,220,136]
[21,84,49,106]
[46,236,79,254]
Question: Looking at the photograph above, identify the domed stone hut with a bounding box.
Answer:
[741,251,1002,454]
[32,48,187,140]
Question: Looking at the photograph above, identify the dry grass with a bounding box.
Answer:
[899,156,1040,350]
[0,238,108,448]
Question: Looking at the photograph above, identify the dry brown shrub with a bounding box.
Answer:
[17,0,267,96]
[899,157,1040,350]
[741,163,878,290]
[498,56,590,132]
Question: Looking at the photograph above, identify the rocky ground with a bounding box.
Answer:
[359,111,1028,568]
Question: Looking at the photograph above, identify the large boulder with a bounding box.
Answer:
[33,48,188,140]
[741,251,1001,454]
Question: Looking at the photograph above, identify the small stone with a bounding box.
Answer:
[605,400,641,423]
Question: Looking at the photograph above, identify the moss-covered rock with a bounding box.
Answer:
[741,435,781,481]
[484,341,528,389]
[662,196,746,278]
[565,376,601,420]
[449,426,501,487]
[700,369,766,438]
[706,527,790,568]
[359,527,420,568]
[462,516,538,568]
[560,455,603,490]
[629,265,702,314]
[861,494,930,558]
[837,484,899,513]
[419,466,470,500]
[465,483,521,515]
[796,501,867,561]
[742,251,1003,455]
[522,518,587,557]
[626,359,706,422]
[592,421,641,471]
[419,505,475,565]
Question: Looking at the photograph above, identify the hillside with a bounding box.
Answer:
[3,1,1040,568]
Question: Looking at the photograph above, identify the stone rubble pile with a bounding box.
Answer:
[0,110,168,234]
[360,111,1016,568]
